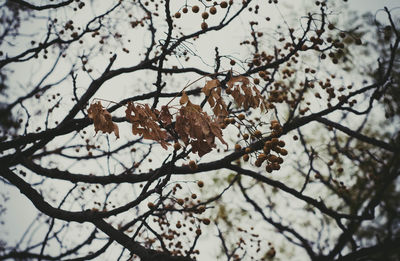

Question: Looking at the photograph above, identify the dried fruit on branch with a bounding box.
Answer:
[87,101,119,138]
[125,102,170,149]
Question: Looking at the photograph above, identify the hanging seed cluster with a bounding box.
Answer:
[173,1,233,30]
[242,120,287,173]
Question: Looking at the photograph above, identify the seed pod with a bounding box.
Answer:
[268,154,278,162]
[202,218,211,225]
[197,180,204,188]
[174,142,181,151]
[235,144,242,151]
[263,146,270,154]
[189,160,198,170]
[254,130,262,138]
[280,148,288,156]
[210,6,217,15]
[257,153,267,161]
[271,162,281,170]
[197,206,206,213]
[255,159,263,167]
[265,164,273,173]
[192,5,200,13]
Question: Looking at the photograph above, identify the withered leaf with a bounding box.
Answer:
[201,80,228,118]
[180,91,189,105]
[191,139,213,157]
[88,101,120,139]
[175,101,227,156]
[226,75,266,111]
[207,95,215,107]
[160,105,173,126]
[202,79,220,96]
[227,76,249,89]
[125,102,170,149]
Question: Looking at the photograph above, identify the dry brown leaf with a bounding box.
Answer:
[175,101,227,156]
[227,76,249,89]
[87,101,120,139]
[180,91,189,105]
[200,80,228,118]
[159,105,172,126]
[202,79,220,96]
[226,75,266,110]
[125,102,170,149]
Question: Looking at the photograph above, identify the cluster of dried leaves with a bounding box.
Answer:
[202,79,228,117]
[226,76,267,111]
[176,91,227,156]
[87,101,120,138]
[125,102,170,149]
[87,75,266,156]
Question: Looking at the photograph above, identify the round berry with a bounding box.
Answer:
[192,5,200,13]
[210,6,217,15]
[197,180,204,188]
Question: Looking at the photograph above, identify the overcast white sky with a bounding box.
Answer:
[349,0,399,12]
